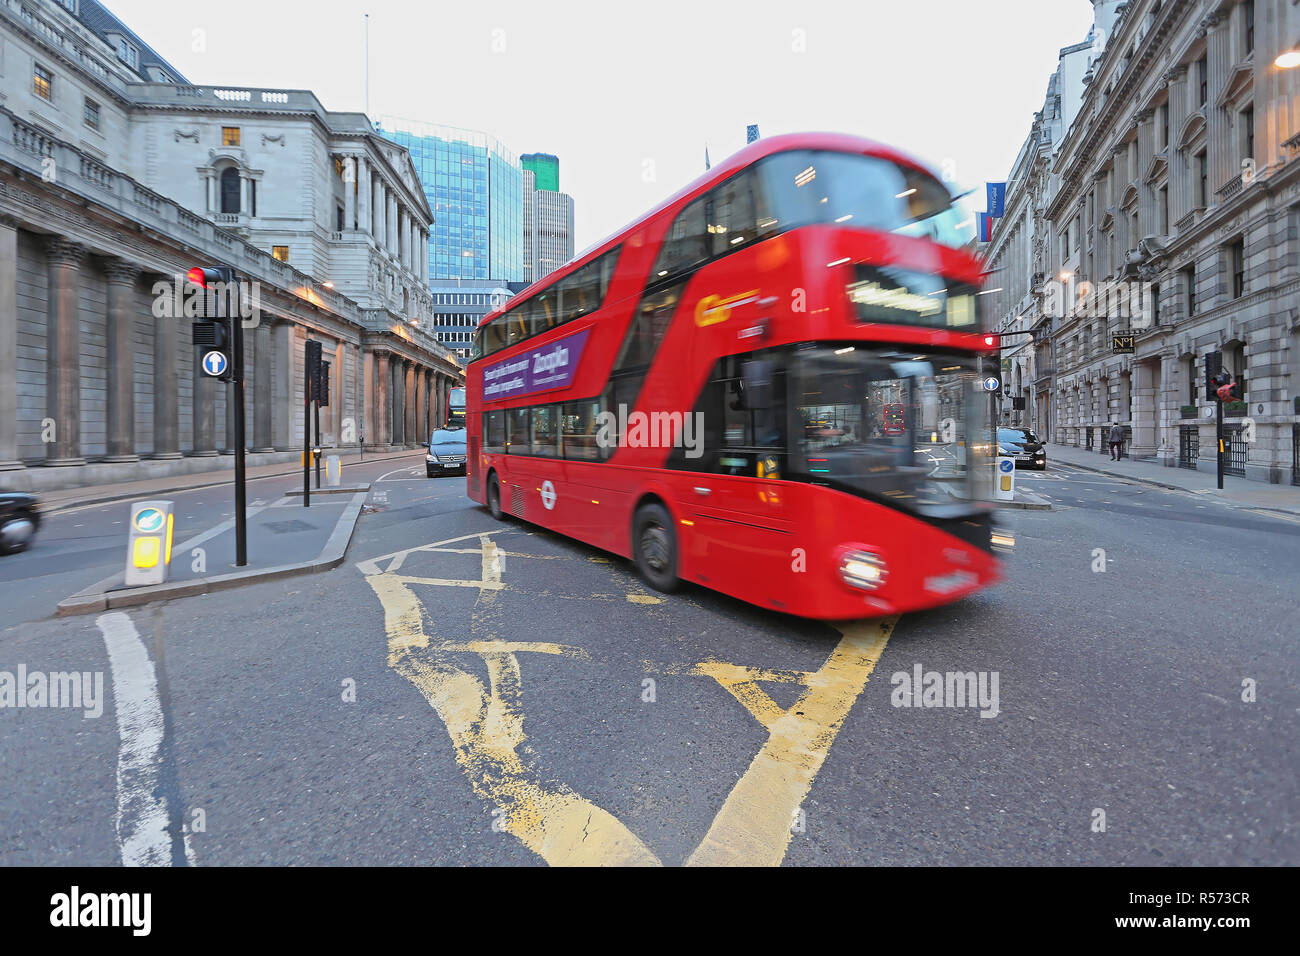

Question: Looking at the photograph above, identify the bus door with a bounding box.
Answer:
[672,357,794,605]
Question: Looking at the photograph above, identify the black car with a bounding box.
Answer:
[426,428,468,477]
[0,492,41,555]
[998,427,1047,470]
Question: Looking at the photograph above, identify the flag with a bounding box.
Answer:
[705,145,711,170]
[746,124,760,144]
[986,182,1006,218]
[976,212,993,242]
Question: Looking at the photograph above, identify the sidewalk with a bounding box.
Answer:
[56,486,369,616]
[29,448,418,515]
[1047,443,1300,516]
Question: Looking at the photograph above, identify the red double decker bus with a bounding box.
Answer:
[466,132,1006,619]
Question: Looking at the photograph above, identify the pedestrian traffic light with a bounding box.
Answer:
[1216,379,1242,402]
[1204,350,1222,396]
[189,265,236,382]
[306,339,322,402]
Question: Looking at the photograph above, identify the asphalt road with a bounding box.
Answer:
[2,458,1296,866]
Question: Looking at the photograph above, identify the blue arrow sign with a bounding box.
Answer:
[998,459,1014,473]
[134,507,165,533]
[202,350,228,377]
[982,376,1000,392]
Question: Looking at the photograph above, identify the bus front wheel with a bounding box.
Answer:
[633,503,680,593]
[487,472,505,521]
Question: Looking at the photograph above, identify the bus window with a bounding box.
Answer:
[506,407,529,454]
[562,401,602,461]
[652,196,709,283]
[506,306,531,345]
[531,405,560,457]
[483,317,509,356]
[483,410,506,453]
[534,290,557,331]
[708,168,759,257]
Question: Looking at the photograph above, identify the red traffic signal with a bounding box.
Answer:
[186,266,231,288]
[1216,381,1242,402]
[983,334,999,349]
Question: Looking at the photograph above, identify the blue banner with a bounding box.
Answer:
[986,182,1006,218]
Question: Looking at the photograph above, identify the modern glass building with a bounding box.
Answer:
[521,153,560,192]
[378,119,523,282]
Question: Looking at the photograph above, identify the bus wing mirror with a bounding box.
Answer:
[742,360,773,410]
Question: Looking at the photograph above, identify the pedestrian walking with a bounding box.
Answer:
[1108,422,1125,460]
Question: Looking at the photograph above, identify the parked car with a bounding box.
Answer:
[0,492,41,555]
[426,428,468,477]
[998,427,1047,470]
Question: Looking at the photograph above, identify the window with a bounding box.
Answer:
[222,126,241,147]
[116,39,138,69]
[83,98,100,130]
[1062,223,1070,260]
[1196,151,1208,207]
[506,407,529,454]
[483,410,506,453]
[1229,239,1245,298]
[1159,103,1169,150]
[561,401,601,460]
[1183,264,1196,315]
[272,245,290,262]
[250,180,257,218]
[33,64,52,101]
[219,167,241,214]
[1242,106,1254,163]
[1159,186,1169,234]
[1244,0,1254,55]
[336,205,345,233]
[1197,56,1208,107]
[530,405,559,458]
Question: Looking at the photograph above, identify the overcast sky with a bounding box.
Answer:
[105,0,1096,253]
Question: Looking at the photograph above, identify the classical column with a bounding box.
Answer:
[1136,109,1156,232]
[103,259,142,461]
[398,209,408,268]
[253,321,274,451]
[1205,11,1232,201]
[272,319,293,450]
[387,193,399,256]
[426,371,436,432]
[240,174,251,217]
[45,238,86,465]
[1165,66,1189,223]
[405,362,416,446]
[152,270,181,459]
[372,177,384,241]
[0,216,21,470]
[415,368,426,442]
[362,348,376,449]
[205,171,216,213]
[344,156,357,230]
[357,157,370,235]
[375,350,390,446]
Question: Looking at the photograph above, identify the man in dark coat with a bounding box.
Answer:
[1108,422,1125,460]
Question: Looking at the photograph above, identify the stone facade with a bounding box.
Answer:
[984,0,1300,485]
[0,0,462,491]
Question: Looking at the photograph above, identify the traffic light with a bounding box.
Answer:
[1204,350,1222,397]
[983,334,999,350]
[317,359,331,408]
[1216,379,1242,402]
[189,265,236,382]
[306,339,323,402]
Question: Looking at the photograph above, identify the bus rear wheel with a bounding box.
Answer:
[633,503,680,593]
[486,472,505,521]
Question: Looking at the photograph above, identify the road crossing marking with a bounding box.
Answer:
[96,612,194,867]
[359,531,896,867]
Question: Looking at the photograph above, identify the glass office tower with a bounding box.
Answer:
[379,119,523,282]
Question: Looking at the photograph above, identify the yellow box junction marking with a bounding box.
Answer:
[358,532,896,866]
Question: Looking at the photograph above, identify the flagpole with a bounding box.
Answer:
[364,13,371,116]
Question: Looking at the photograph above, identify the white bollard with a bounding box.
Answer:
[124,500,174,586]
[325,454,342,487]
[995,457,1016,502]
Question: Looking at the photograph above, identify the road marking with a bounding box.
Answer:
[96,612,193,867]
[363,531,660,866]
[626,594,662,605]
[685,617,896,866]
[1246,508,1300,525]
[376,465,423,483]
[362,531,897,867]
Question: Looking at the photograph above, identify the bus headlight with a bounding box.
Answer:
[839,550,888,590]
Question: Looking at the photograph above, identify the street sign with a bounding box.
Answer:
[201,350,229,377]
[982,376,1000,392]
[1111,331,1135,354]
[540,480,557,510]
[995,458,1015,501]
[124,499,174,587]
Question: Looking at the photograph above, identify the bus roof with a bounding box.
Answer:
[478,131,942,329]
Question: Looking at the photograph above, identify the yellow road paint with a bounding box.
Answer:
[1248,508,1300,524]
[685,617,897,867]
[362,528,896,868]
[364,532,661,867]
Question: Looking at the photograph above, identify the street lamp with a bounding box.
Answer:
[1277,44,1300,69]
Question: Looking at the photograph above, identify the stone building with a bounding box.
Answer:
[986,0,1300,484]
[0,0,462,491]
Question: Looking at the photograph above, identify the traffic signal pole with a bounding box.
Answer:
[232,279,247,566]
[1216,391,1224,490]
[303,341,312,508]
[314,398,322,489]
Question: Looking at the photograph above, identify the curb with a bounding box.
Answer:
[55,491,368,616]
[998,495,1053,511]
[42,453,409,516]
[1057,457,1300,515]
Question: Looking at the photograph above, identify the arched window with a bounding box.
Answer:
[219,167,241,214]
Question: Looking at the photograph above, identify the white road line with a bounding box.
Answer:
[376,465,423,483]
[97,612,192,867]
